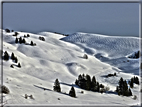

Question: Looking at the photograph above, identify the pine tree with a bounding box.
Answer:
[75,79,78,85]
[85,74,91,90]
[69,86,76,98]
[27,34,30,37]
[15,38,18,43]
[11,52,15,60]
[14,57,18,63]
[19,37,22,44]
[128,88,132,96]
[3,51,9,61]
[53,79,61,92]
[91,76,96,91]
[130,78,134,88]
[18,63,21,68]
[31,41,33,45]
[135,77,139,85]
[22,38,26,44]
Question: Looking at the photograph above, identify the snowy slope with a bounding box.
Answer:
[1,30,141,106]
[61,32,141,75]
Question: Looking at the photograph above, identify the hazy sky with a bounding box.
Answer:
[3,3,139,36]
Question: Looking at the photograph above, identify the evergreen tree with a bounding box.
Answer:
[85,74,91,90]
[11,52,15,60]
[27,34,30,37]
[18,63,21,68]
[30,41,33,45]
[3,51,9,61]
[130,78,134,88]
[22,38,26,44]
[128,88,132,96]
[69,86,76,98]
[75,79,78,85]
[134,77,139,85]
[96,82,100,92]
[19,37,22,44]
[91,76,96,91]
[14,57,18,63]
[53,79,61,92]
[15,38,18,43]
[5,29,10,33]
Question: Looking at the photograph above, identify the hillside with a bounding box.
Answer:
[0,29,141,106]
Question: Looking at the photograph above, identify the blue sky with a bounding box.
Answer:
[3,3,139,37]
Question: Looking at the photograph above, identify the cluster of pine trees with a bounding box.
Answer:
[39,36,45,41]
[128,50,141,59]
[75,74,102,92]
[116,77,132,96]
[53,79,76,98]
[129,76,139,88]
[15,37,26,44]
[2,51,21,68]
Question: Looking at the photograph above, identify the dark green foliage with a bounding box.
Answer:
[114,72,116,76]
[69,86,76,98]
[10,64,14,68]
[39,36,45,41]
[3,51,9,61]
[76,74,102,92]
[11,52,15,60]
[128,50,141,59]
[22,38,26,44]
[19,37,22,44]
[85,74,91,90]
[27,34,30,37]
[107,72,117,77]
[15,38,18,43]
[31,41,33,46]
[1,85,10,94]
[116,77,132,96]
[24,35,27,38]
[75,79,78,85]
[134,76,139,85]
[18,63,21,68]
[11,30,14,32]
[83,54,88,59]
[5,29,10,33]
[129,78,134,88]
[53,79,61,92]
[100,84,105,88]
[13,32,19,36]
[14,57,18,63]
[129,88,132,96]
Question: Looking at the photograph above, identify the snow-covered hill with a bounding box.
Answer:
[1,29,141,106]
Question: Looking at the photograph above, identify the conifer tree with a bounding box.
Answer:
[22,38,26,44]
[18,63,21,68]
[14,57,18,63]
[128,88,132,96]
[15,38,18,43]
[85,74,91,90]
[19,37,22,44]
[11,52,15,60]
[31,41,33,46]
[3,51,9,61]
[69,86,76,98]
[53,79,61,92]
[27,34,30,37]
[91,76,96,91]
[130,78,134,88]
